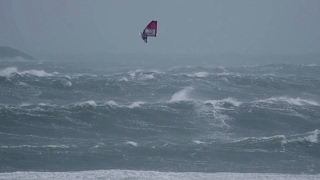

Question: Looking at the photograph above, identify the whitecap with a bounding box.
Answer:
[65,75,71,80]
[143,74,154,79]
[218,66,226,71]
[129,72,136,78]
[307,64,318,67]
[76,100,97,107]
[127,101,144,109]
[217,72,231,76]
[16,82,28,86]
[0,67,18,77]
[224,97,242,107]
[138,74,154,80]
[125,141,138,147]
[254,97,318,106]
[304,129,319,143]
[221,77,229,82]
[186,72,209,78]
[194,72,209,78]
[104,100,118,106]
[192,140,205,144]
[20,103,32,107]
[204,97,242,107]
[119,77,128,82]
[92,142,105,149]
[1,144,70,149]
[0,68,54,77]
[170,87,193,102]
[233,135,286,143]
[283,129,319,144]
[62,80,72,87]
[21,70,53,77]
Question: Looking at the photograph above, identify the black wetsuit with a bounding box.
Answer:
[142,31,148,43]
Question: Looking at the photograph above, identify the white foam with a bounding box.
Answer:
[71,74,97,79]
[128,69,143,78]
[65,75,71,80]
[262,73,276,76]
[233,135,286,143]
[21,70,53,77]
[0,67,18,77]
[16,82,28,86]
[198,98,233,128]
[119,77,128,82]
[129,72,136,78]
[204,98,242,107]
[0,67,55,77]
[1,145,70,149]
[221,77,229,82]
[149,69,163,74]
[254,97,318,106]
[204,100,218,105]
[282,97,318,106]
[125,141,138,147]
[170,87,193,102]
[218,66,226,71]
[138,74,155,80]
[104,100,118,106]
[283,129,319,144]
[0,170,318,180]
[144,74,155,79]
[186,72,209,78]
[62,80,72,87]
[19,103,32,107]
[217,72,231,76]
[127,101,144,109]
[195,72,209,77]
[44,145,70,148]
[304,129,319,143]
[76,100,97,107]
[224,97,242,107]
[192,140,205,144]
[307,64,318,67]
[234,130,319,146]
[92,142,105,149]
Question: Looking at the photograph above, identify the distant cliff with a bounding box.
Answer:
[0,46,35,60]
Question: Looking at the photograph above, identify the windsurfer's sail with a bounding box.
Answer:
[144,20,157,37]
[140,20,157,43]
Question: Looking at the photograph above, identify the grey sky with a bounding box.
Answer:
[0,0,319,55]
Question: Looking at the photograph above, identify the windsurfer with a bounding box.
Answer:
[141,30,148,43]
[140,20,157,43]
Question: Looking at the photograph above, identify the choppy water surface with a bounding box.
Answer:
[0,56,319,179]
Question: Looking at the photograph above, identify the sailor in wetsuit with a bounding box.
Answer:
[141,30,148,43]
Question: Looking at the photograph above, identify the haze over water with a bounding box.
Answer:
[1,1,320,180]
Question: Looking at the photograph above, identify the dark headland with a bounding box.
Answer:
[0,46,35,60]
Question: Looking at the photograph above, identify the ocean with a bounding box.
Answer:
[0,54,319,179]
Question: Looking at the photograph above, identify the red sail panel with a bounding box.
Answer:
[144,20,157,37]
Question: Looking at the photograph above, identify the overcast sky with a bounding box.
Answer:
[0,0,319,55]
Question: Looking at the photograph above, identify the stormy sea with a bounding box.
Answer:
[0,54,319,180]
